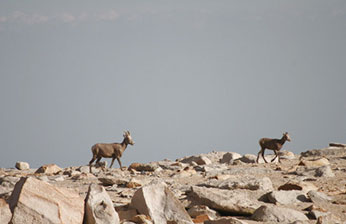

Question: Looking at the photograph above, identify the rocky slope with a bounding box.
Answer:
[1,143,345,224]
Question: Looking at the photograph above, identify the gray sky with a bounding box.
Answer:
[1,1,345,168]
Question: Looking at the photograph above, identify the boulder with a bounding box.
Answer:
[251,205,308,223]
[98,176,128,186]
[130,180,193,224]
[307,190,332,204]
[239,154,257,163]
[299,158,330,167]
[219,152,242,164]
[117,209,137,221]
[189,186,262,215]
[278,181,318,192]
[301,146,345,157]
[315,165,335,177]
[180,155,212,165]
[15,161,30,170]
[205,217,248,224]
[9,177,84,224]
[0,198,12,224]
[35,164,62,175]
[200,176,273,192]
[128,163,159,172]
[85,184,120,224]
[329,142,346,148]
[187,205,219,219]
[267,190,308,205]
[278,150,295,160]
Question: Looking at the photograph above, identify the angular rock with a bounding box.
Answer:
[15,161,30,170]
[180,155,212,165]
[192,214,211,223]
[189,186,262,215]
[35,164,62,175]
[130,214,153,224]
[128,163,159,172]
[278,181,318,192]
[205,217,248,224]
[315,165,335,177]
[130,180,193,224]
[307,190,332,204]
[9,177,84,224]
[187,205,219,219]
[299,158,330,167]
[85,184,120,224]
[239,154,257,163]
[98,176,127,186]
[0,198,12,224]
[301,146,346,157]
[117,209,137,221]
[267,190,308,205]
[200,176,273,192]
[219,152,242,164]
[278,150,295,160]
[251,205,308,223]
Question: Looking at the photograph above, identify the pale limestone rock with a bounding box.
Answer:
[299,158,330,167]
[187,205,219,219]
[15,161,30,170]
[267,190,308,205]
[9,177,84,224]
[219,152,242,164]
[205,217,248,224]
[0,198,12,224]
[278,181,318,192]
[251,205,308,222]
[35,164,62,175]
[130,180,193,224]
[85,184,120,224]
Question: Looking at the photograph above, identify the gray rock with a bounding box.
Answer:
[204,217,248,224]
[0,198,12,224]
[9,177,84,224]
[309,209,330,219]
[267,190,308,205]
[315,165,335,177]
[85,184,120,224]
[187,205,219,219]
[180,155,212,165]
[189,186,263,215]
[301,146,346,157]
[239,154,257,163]
[201,176,273,192]
[251,205,308,223]
[307,190,332,204]
[130,180,193,224]
[78,165,91,173]
[35,164,62,175]
[219,152,242,164]
[15,161,30,170]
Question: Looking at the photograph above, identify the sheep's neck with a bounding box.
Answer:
[279,136,286,145]
[120,139,128,154]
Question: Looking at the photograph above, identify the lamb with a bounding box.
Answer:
[256,132,291,163]
[89,131,134,172]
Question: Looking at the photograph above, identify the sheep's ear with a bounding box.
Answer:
[127,130,131,135]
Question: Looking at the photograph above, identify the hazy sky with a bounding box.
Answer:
[1,1,345,168]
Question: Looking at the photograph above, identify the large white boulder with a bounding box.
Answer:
[130,180,193,224]
[85,184,120,224]
[15,161,30,170]
[0,198,12,224]
[9,177,84,224]
[251,205,308,223]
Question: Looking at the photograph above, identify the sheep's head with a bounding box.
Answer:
[283,132,291,142]
[124,131,135,145]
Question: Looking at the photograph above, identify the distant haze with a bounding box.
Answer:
[1,1,345,168]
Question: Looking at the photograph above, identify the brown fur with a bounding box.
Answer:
[256,132,291,163]
[89,131,134,172]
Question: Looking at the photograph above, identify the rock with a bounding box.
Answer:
[72,172,97,181]
[180,155,212,165]
[329,142,346,148]
[95,161,107,168]
[239,154,257,163]
[78,165,91,173]
[98,176,127,186]
[85,184,120,224]
[299,158,330,167]
[187,205,219,219]
[307,190,332,204]
[189,186,262,215]
[278,150,295,160]
[201,176,273,192]
[35,164,62,175]
[301,147,345,157]
[192,214,211,223]
[315,165,335,177]
[0,198,12,224]
[130,214,153,224]
[219,152,242,164]
[15,161,30,170]
[316,213,343,224]
[278,181,318,192]
[130,180,193,224]
[251,205,308,223]
[128,163,159,172]
[204,217,248,224]
[117,208,137,221]
[309,209,330,219]
[267,190,308,205]
[9,177,84,224]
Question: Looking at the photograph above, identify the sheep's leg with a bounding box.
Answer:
[95,157,102,165]
[110,157,116,168]
[117,158,123,170]
[256,149,262,163]
[262,148,268,163]
[89,156,96,173]
[271,151,278,162]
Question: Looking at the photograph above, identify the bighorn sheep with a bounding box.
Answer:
[256,132,291,163]
[89,131,134,172]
